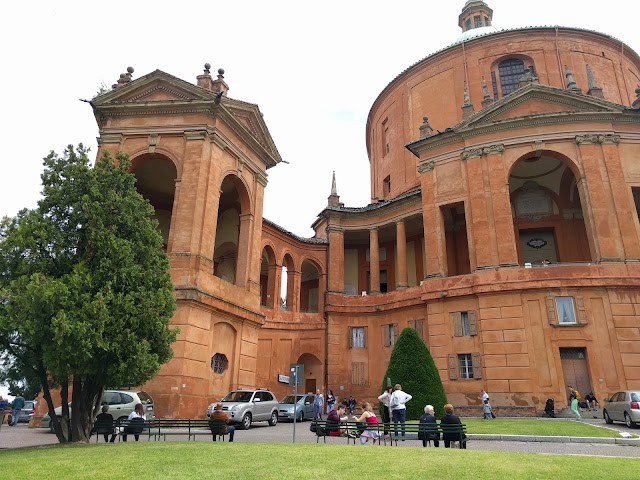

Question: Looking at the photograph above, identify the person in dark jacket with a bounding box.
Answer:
[418,404,440,447]
[440,403,466,449]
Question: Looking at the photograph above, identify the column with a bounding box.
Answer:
[327,226,344,293]
[235,212,253,288]
[396,220,408,289]
[369,227,380,294]
[419,161,445,277]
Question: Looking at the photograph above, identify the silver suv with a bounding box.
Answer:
[206,389,279,430]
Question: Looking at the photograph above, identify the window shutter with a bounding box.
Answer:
[349,328,353,348]
[546,297,557,325]
[468,311,477,336]
[472,352,482,379]
[452,312,462,337]
[575,297,588,325]
[383,325,390,347]
[448,354,458,380]
[414,319,424,339]
[393,323,399,341]
[363,327,367,348]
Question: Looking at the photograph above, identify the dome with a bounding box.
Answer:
[452,25,501,45]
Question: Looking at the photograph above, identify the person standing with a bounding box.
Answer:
[10,395,25,427]
[348,396,356,415]
[377,386,393,435]
[326,389,335,415]
[209,402,236,442]
[482,389,489,403]
[314,389,324,420]
[483,399,493,420]
[389,384,412,438]
[568,386,581,420]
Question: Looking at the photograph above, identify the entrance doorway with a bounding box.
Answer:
[560,348,591,403]
[305,379,316,395]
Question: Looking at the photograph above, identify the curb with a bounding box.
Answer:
[467,434,640,445]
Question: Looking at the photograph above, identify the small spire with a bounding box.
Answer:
[212,67,229,97]
[197,62,214,90]
[461,80,475,119]
[565,65,581,93]
[419,115,433,137]
[328,171,340,208]
[585,64,604,99]
[481,76,493,108]
[204,63,211,74]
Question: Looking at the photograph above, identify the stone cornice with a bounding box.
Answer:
[96,133,123,145]
[575,134,620,145]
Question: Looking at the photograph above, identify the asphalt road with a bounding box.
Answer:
[1,417,639,458]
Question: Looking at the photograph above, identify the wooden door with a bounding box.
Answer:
[560,348,591,403]
[305,379,316,395]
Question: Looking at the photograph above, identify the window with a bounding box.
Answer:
[632,187,640,223]
[383,323,399,347]
[459,354,474,379]
[485,16,490,26]
[452,311,477,336]
[211,353,229,374]
[350,327,366,348]
[491,71,499,100]
[555,297,576,324]
[448,352,481,380]
[352,362,366,385]
[474,15,482,28]
[465,19,471,31]
[546,295,586,325]
[409,319,424,339]
[498,58,525,96]
[383,176,391,196]
[382,118,389,156]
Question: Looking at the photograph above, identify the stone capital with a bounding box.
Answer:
[326,225,344,235]
[96,133,123,145]
[417,160,436,173]
[461,148,483,160]
[482,144,504,155]
[184,130,208,141]
[575,134,600,145]
[598,134,620,145]
[210,131,228,150]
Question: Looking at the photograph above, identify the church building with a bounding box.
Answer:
[90,1,640,418]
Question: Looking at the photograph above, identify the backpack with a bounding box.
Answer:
[575,390,581,400]
[389,393,400,408]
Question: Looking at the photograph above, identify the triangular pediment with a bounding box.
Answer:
[93,70,215,105]
[458,83,625,130]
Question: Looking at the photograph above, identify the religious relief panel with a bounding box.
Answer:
[515,181,553,219]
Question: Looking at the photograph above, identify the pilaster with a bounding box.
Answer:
[396,220,408,288]
[369,228,381,294]
[327,226,345,292]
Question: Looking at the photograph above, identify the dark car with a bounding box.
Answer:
[18,400,37,423]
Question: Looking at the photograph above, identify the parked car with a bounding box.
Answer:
[603,390,640,427]
[206,389,279,430]
[278,394,315,422]
[41,390,155,432]
[18,400,37,423]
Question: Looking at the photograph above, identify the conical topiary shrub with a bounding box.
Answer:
[381,327,448,419]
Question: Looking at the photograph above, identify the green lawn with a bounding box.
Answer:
[462,418,624,437]
[0,442,637,480]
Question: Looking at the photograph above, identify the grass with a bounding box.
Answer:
[1,442,637,479]
[462,418,624,437]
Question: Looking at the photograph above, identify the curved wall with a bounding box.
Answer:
[366,27,640,201]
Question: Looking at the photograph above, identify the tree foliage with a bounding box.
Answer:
[0,145,177,442]
[381,327,448,419]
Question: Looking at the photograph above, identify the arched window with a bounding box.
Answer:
[498,59,525,96]
[211,353,228,374]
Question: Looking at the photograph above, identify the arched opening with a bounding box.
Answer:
[131,153,177,251]
[213,175,251,286]
[300,259,320,313]
[280,254,294,310]
[509,153,591,265]
[260,245,277,308]
[297,353,323,394]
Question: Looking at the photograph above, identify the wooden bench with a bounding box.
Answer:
[147,419,221,441]
[311,420,384,445]
[389,423,467,448]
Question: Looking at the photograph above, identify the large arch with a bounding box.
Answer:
[297,353,323,394]
[300,258,322,313]
[260,244,277,308]
[508,151,591,264]
[280,253,295,310]
[130,152,177,251]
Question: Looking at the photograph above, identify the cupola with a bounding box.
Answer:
[458,1,493,33]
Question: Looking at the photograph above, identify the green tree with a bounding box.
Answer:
[0,145,177,443]
[381,327,447,419]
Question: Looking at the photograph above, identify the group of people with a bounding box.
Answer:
[313,389,357,420]
[93,403,147,442]
[568,385,599,419]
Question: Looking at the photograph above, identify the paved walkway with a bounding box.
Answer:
[1,418,639,458]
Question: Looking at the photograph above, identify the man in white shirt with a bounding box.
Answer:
[389,384,412,438]
[482,389,489,403]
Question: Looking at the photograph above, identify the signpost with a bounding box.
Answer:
[290,363,303,443]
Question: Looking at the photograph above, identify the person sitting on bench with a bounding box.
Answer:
[440,404,466,449]
[95,405,117,443]
[209,402,235,442]
[122,403,145,442]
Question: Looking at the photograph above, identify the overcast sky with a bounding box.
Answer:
[1,1,638,242]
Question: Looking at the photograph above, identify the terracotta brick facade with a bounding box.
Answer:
[83,3,640,419]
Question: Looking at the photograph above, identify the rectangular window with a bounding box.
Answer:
[350,327,366,348]
[465,19,471,30]
[556,296,577,324]
[352,362,366,385]
[484,16,489,26]
[382,118,389,156]
[383,175,391,196]
[452,311,477,336]
[459,354,473,379]
[474,15,482,28]
[409,319,424,339]
[383,323,399,347]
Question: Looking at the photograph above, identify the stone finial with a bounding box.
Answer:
[461,80,475,119]
[212,67,229,97]
[125,66,134,80]
[197,62,214,90]
[481,76,493,108]
[633,86,640,109]
[328,171,341,208]
[586,64,604,99]
[419,115,433,137]
[565,65,581,93]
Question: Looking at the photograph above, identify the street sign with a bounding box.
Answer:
[289,364,304,386]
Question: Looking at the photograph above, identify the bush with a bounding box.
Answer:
[381,327,448,419]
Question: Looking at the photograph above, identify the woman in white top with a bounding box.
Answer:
[377,386,393,435]
[123,403,145,442]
